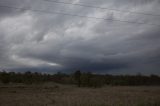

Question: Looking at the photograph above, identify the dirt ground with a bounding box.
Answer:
[0,83,160,106]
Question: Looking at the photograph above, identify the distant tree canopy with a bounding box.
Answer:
[0,70,160,87]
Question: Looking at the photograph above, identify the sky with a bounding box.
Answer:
[0,0,160,75]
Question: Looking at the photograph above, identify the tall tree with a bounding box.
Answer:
[74,70,81,87]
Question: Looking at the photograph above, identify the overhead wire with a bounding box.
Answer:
[44,0,160,17]
[0,4,159,27]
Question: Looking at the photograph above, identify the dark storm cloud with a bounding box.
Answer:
[0,0,30,19]
[0,0,160,74]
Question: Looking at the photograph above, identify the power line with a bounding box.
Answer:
[44,0,160,17]
[0,5,159,27]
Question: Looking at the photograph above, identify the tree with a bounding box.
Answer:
[74,70,81,87]
[0,71,10,84]
[23,71,33,84]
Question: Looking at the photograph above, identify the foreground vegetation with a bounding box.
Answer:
[0,71,160,106]
[0,84,160,106]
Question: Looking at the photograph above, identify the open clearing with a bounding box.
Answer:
[0,84,160,106]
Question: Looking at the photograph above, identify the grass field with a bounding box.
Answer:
[0,83,160,106]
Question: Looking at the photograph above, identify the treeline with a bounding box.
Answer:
[0,71,160,87]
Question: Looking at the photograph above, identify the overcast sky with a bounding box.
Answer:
[0,0,160,74]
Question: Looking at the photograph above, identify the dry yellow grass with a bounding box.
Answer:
[0,83,160,106]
